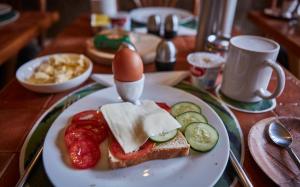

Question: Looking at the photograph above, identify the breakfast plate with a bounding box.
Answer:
[42,85,230,187]
[130,7,194,24]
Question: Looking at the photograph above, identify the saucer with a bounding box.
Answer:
[215,85,276,113]
[248,117,300,186]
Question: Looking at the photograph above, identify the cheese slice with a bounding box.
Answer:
[101,100,181,153]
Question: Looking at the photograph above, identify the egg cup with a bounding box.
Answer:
[114,74,145,105]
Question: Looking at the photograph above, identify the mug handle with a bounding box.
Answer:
[255,59,285,100]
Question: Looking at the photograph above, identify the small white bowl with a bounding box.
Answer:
[16,53,93,93]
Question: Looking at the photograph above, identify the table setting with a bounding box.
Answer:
[1,0,300,187]
[0,3,19,27]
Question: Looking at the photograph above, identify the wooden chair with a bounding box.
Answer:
[130,0,201,16]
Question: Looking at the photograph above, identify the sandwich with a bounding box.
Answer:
[101,100,190,169]
[64,101,218,170]
[108,131,189,169]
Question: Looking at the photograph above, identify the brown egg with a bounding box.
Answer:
[112,48,144,82]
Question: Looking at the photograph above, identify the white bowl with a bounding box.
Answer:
[16,53,93,93]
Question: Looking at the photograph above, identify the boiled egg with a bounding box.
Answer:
[112,48,143,82]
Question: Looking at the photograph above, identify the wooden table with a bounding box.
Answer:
[0,11,59,87]
[1,14,300,187]
[248,10,300,77]
[0,11,59,65]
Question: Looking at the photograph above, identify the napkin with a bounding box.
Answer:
[91,71,189,86]
[133,26,197,36]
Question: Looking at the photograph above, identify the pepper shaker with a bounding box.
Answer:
[147,15,161,36]
[155,40,177,71]
[164,14,179,39]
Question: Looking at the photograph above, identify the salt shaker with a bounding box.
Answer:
[164,14,179,39]
[155,40,177,71]
[147,15,161,36]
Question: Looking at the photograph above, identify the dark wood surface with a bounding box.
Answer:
[0,11,59,65]
[1,14,300,187]
[248,10,300,95]
[248,11,300,57]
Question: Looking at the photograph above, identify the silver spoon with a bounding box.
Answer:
[268,120,300,169]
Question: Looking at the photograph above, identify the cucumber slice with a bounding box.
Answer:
[150,129,177,142]
[184,122,219,152]
[171,102,201,117]
[176,111,208,132]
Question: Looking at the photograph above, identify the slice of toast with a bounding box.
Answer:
[108,131,190,169]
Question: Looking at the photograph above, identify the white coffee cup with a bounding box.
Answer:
[221,35,285,102]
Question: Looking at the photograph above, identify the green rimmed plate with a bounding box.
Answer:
[19,82,244,187]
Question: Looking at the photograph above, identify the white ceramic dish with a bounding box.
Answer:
[16,53,93,93]
[0,10,19,27]
[0,3,12,15]
[115,74,144,104]
[86,32,161,65]
[43,85,230,187]
[130,7,194,24]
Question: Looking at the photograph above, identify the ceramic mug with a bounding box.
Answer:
[221,35,285,103]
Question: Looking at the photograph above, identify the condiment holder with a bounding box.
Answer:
[155,39,177,71]
[164,14,179,39]
[112,47,144,105]
[114,75,144,105]
[147,14,178,39]
[147,15,161,36]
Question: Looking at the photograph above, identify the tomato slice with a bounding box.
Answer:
[64,128,99,149]
[69,139,100,169]
[71,110,103,123]
[156,102,171,113]
[109,138,155,160]
[66,111,110,144]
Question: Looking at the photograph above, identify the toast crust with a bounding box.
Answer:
[108,131,190,169]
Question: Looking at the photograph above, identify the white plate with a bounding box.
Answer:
[0,10,19,27]
[0,3,11,15]
[86,32,161,65]
[43,85,229,187]
[130,7,194,24]
[16,53,93,93]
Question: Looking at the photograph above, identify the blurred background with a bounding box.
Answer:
[0,0,270,37]
[0,0,292,89]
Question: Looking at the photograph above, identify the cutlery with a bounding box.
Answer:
[15,95,79,187]
[229,150,253,187]
[268,120,300,169]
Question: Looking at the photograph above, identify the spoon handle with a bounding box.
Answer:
[287,147,300,169]
[229,150,253,187]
